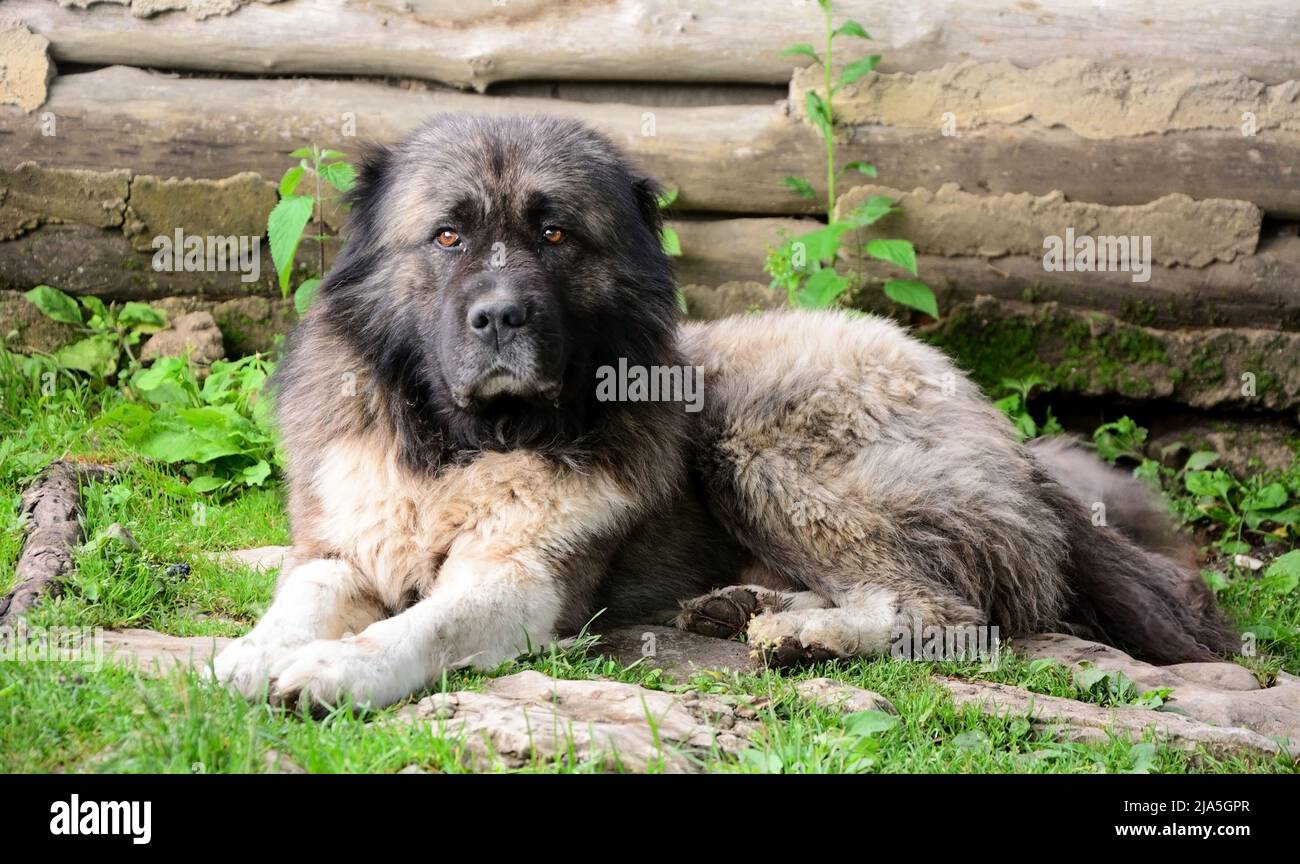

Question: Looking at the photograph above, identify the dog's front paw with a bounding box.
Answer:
[269,638,399,712]
[746,611,846,668]
[212,636,298,698]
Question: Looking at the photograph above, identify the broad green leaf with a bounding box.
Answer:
[1262,550,1300,595]
[882,279,938,319]
[1184,469,1236,501]
[289,147,314,159]
[55,335,118,376]
[845,195,895,227]
[781,43,819,63]
[1202,569,1229,594]
[279,165,305,197]
[1261,507,1300,525]
[1183,451,1219,472]
[794,267,849,309]
[789,220,857,266]
[1073,663,1110,691]
[240,460,273,487]
[24,285,83,326]
[294,277,321,315]
[320,149,347,161]
[865,238,918,275]
[656,187,679,209]
[840,161,877,178]
[782,176,817,201]
[80,295,109,328]
[320,161,357,194]
[1242,482,1288,512]
[118,302,167,332]
[189,476,227,493]
[676,288,689,315]
[832,20,871,39]
[837,55,881,89]
[268,195,315,296]
[133,357,198,407]
[659,227,682,257]
[843,710,898,737]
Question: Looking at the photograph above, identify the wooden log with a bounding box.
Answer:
[9,0,1300,88]
[6,66,1300,218]
[0,461,111,622]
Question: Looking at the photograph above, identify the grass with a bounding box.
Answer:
[1,347,1297,774]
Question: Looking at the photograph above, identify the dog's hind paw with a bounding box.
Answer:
[746,610,854,668]
[677,584,830,640]
[676,585,766,639]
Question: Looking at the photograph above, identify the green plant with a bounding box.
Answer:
[1073,663,1172,709]
[992,375,1063,441]
[1092,416,1150,465]
[1092,416,1299,556]
[656,187,690,314]
[768,1,936,317]
[1182,464,1298,556]
[268,145,356,315]
[20,285,167,380]
[101,354,279,496]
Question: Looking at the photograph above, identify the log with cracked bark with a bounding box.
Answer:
[4,66,1300,218]
[10,0,1300,88]
[0,460,111,622]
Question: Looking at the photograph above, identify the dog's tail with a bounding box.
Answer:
[1031,438,1238,664]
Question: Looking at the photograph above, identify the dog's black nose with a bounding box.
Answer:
[468,299,528,347]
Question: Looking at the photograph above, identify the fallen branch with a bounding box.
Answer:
[0,460,112,623]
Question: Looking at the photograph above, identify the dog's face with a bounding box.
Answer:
[319,114,678,454]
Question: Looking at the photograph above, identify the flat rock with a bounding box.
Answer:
[395,670,760,773]
[208,545,289,572]
[594,624,755,680]
[1014,633,1300,747]
[102,627,231,673]
[940,677,1294,759]
[796,677,898,715]
[140,310,224,366]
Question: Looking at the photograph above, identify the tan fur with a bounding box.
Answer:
[299,436,634,612]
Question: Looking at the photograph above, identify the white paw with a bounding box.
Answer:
[212,635,301,698]
[746,610,851,667]
[269,638,402,710]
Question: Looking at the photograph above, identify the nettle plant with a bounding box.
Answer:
[656,187,692,314]
[267,145,356,315]
[768,0,937,318]
[21,285,167,380]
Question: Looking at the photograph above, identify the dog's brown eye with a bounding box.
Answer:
[542,227,565,245]
[434,228,461,248]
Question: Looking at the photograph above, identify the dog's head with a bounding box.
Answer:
[318,114,679,453]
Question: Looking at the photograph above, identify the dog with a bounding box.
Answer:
[212,114,1236,709]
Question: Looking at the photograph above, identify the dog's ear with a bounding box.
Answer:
[630,173,665,235]
[344,142,394,245]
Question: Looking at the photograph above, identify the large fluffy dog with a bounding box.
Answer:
[214,114,1236,708]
